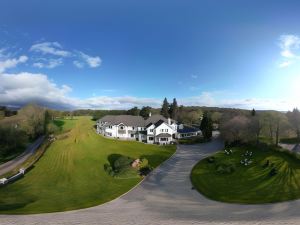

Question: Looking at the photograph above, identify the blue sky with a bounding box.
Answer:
[0,0,299,110]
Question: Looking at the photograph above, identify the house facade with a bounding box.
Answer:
[96,114,196,145]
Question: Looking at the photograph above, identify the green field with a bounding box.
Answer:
[191,146,300,204]
[0,116,175,214]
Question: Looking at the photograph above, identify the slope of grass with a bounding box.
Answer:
[52,118,78,134]
[191,146,300,204]
[0,116,175,214]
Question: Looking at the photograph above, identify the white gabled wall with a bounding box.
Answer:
[154,123,175,136]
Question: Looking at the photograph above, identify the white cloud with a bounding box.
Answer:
[0,55,28,73]
[33,58,63,69]
[279,61,293,68]
[73,60,84,68]
[78,51,102,68]
[0,72,74,109]
[1,72,296,111]
[278,34,300,68]
[30,42,71,57]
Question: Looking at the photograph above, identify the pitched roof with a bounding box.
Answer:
[178,126,200,134]
[99,115,145,126]
[99,114,175,128]
[145,114,168,124]
[154,120,165,127]
[145,122,153,128]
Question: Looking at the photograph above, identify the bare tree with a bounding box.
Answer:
[220,115,255,144]
[287,108,300,141]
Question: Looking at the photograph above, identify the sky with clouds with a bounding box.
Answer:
[0,0,299,110]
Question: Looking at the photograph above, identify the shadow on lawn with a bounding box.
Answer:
[53,120,65,131]
[0,184,37,211]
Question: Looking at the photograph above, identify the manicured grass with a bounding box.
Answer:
[0,116,175,214]
[191,145,300,204]
[52,118,77,134]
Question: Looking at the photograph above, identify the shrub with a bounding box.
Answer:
[139,158,149,168]
[104,163,114,176]
[114,156,134,170]
[207,156,215,163]
[139,166,152,176]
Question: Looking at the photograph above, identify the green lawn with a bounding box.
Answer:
[52,118,78,134]
[191,146,300,204]
[0,116,175,214]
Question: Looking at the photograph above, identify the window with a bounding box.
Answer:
[131,134,135,138]
[150,129,154,132]
[149,137,154,141]
[120,126,124,130]
[160,129,163,132]
[166,129,168,132]
[132,127,135,130]
[108,126,112,129]
[160,138,168,141]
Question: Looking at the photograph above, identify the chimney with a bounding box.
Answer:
[168,118,171,125]
[149,112,152,117]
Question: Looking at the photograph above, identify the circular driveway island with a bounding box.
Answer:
[2,138,300,225]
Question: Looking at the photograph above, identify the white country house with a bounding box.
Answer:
[96,114,201,145]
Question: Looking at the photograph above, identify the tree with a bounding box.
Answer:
[18,104,46,139]
[127,107,140,116]
[140,106,152,119]
[169,98,178,120]
[0,110,4,120]
[211,112,222,123]
[200,112,213,140]
[44,110,51,134]
[220,115,255,144]
[160,97,170,118]
[287,108,300,142]
[251,108,256,116]
[261,111,289,146]
[249,114,263,144]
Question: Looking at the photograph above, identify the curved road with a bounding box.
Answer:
[0,136,45,177]
[2,138,300,224]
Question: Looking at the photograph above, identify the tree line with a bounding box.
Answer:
[0,104,55,160]
[220,108,300,146]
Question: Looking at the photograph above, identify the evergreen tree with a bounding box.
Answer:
[169,98,178,120]
[160,97,170,118]
[200,111,213,140]
[140,106,152,119]
[251,108,256,116]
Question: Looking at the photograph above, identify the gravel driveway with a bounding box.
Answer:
[2,137,300,225]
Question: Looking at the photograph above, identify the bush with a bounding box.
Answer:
[114,156,134,170]
[139,158,149,168]
[207,156,215,163]
[104,163,114,176]
[139,166,152,176]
